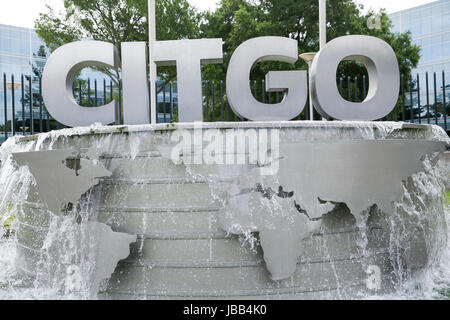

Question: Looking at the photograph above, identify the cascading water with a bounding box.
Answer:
[0,122,448,300]
[367,153,450,299]
[0,131,136,299]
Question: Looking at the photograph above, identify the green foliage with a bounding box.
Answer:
[35,0,200,50]
[2,204,15,238]
[35,0,421,119]
[200,0,421,83]
[198,0,420,120]
[35,0,420,83]
[35,0,200,85]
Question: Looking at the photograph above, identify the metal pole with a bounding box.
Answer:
[170,82,174,122]
[110,80,113,103]
[21,74,25,134]
[29,76,33,135]
[417,74,421,124]
[94,79,98,107]
[401,74,405,122]
[319,0,327,49]
[348,76,351,102]
[79,79,82,105]
[443,70,447,132]
[434,73,438,125]
[163,83,166,123]
[103,79,107,105]
[212,81,216,122]
[87,79,91,107]
[118,80,122,125]
[39,76,43,132]
[426,72,430,124]
[363,75,367,99]
[11,75,16,136]
[410,75,414,123]
[308,61,314,120]
[205,81,210,121]
[3,73,8,139]
[149,0,157,124]
[220,80,224,121]
[262,80,265,104]
[319,0,327,121]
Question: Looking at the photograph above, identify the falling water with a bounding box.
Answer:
[367,153,450,300]
[0,122,449,300]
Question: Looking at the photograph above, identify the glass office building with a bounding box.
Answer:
[0,23,177,138]
[389,0,450,120]
[0,24,49,78]
[390,0,450,76]
[0,23,49,139]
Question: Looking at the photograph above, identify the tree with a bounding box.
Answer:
[35,0,422,121]
[35,0,200,86]
[200,0,420,90]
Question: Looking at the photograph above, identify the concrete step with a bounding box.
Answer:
[97,207,222,236]
[16,221,49,250]
[105,258,368,296]
[97,181,220,209]
[103,155,251,181]
[99,282,369,299]
[124,231,361,264]
[17,202,51,228]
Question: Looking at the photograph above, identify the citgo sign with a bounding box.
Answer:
[42,34,399,127]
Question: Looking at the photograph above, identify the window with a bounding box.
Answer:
[32,42,49,58]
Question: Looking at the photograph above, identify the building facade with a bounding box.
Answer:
[0,24,49,79]
[390,0,450,75]
[389,0,450,117]
[0,23,49,139]
[0,23,176,139]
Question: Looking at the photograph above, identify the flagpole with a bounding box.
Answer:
[148,0,157,124]
[319,0,326,120]
[319,0,327,49]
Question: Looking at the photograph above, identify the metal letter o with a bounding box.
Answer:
[310,35,400,121]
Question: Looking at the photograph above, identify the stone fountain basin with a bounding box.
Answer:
[10,121,450,299]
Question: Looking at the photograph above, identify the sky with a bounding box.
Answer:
[189,0,439,13]
[0,0,440,29]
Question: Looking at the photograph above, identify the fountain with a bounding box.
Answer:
[0,0,449,299]
[0,121,448,299]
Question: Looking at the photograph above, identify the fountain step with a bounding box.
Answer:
[104,258,373,296]
[17,201,368,257]
[125,233,361,262]
[103,156,249,181]
[15,226,366,264]
[97,206,222,213]
[99,281,374,299]
[101,177,216,184]
[17,222,49,250]
[17,206,50,229]
[97,182,220,209]
[128,237,262,263]
[16,216,380,282]
[97,209,222,235]
[117,252,382,268]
